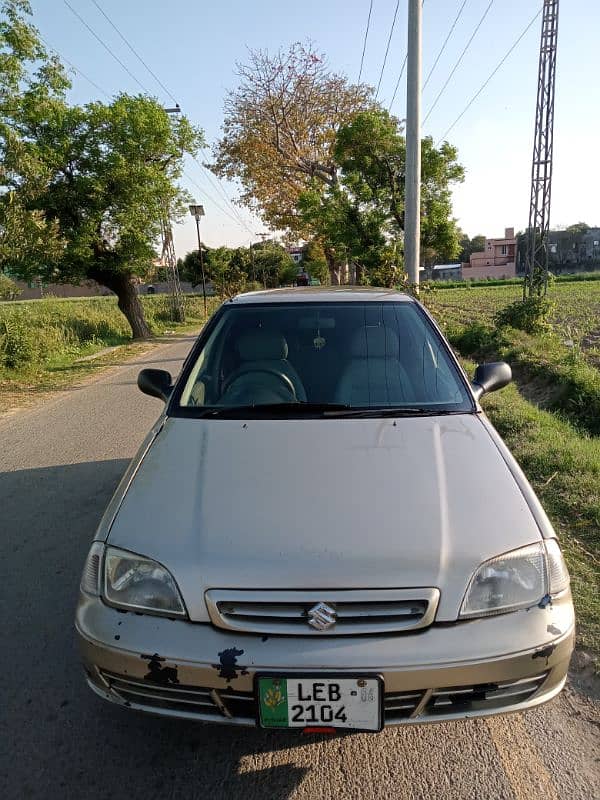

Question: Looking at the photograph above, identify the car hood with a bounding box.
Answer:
[107,415,542,621]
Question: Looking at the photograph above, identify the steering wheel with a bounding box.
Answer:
[221,368,297,403]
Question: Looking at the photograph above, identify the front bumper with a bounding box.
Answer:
[76,592,574,727]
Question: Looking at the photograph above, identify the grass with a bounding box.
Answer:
[0,293,222,412]
[431,270,600,289]
[428,280,600,344]
[477,371,600,658]
[425,281,600,435]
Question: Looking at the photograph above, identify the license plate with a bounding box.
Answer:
[257,675,382,731]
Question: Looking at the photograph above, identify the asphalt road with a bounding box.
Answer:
[1,334,598,800]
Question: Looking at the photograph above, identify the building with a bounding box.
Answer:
[431,264,462,281]
[462,227,517,280]
[287,246,304,264]
[547,227,600,269]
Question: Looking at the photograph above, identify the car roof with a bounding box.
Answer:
[229,287,415,305]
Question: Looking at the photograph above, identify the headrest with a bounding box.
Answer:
[237,330,288,361]
[350,326,399,358]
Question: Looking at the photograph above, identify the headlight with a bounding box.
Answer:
[103,546,187,618]
[459,541,569,619]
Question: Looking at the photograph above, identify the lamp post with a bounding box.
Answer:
[189,203,206,315]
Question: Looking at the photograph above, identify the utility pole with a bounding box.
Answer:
[256,232,269,288]
[524,0,559,299]
[162,105,185,322]
[189,203,206,315]
[405,0,422,291]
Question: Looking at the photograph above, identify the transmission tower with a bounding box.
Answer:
[160,213,185,322]
[523,0,559,299]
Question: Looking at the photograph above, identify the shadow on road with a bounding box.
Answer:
[0,459,311,799]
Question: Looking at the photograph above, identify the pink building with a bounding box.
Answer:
[462,227,517,280]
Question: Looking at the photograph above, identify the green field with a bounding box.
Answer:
[0,294,221,407]
[429,280,600,352]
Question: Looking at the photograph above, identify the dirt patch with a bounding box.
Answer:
[509,364,568,409]
[569,650,600,702]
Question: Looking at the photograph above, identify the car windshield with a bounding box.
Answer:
[177,301,473,416]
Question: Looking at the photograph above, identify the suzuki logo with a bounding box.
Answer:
[307,602,337,631]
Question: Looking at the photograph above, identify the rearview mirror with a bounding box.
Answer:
[471,362,512,401]
[137,368,173,402]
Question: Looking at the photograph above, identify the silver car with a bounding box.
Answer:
[76,288,574,732]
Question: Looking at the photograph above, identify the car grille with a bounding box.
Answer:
[100,671,256,723]
[204,589,440,635]
[99,670,549,725]
[423,671,550,717]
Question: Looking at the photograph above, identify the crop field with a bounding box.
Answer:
[427,280,600,356]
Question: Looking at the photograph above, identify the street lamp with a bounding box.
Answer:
[189,203,206,315]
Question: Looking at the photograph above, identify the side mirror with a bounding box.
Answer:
[471,361,512,401]
[137,368,173,402]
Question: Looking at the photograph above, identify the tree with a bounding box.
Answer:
[566,222,590,236]
[0,271,20,299]
[252,241,297,288]
[302,239,330,285]
[179,246,211,288]
[458,233,486,263]
[0,1,203,338]
[212,42,373,279]
[299,109,464,284]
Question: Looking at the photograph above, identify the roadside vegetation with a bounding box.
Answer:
[0,294,220,410]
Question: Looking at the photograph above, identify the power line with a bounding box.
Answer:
[183,168,254,235]
[375,0,400,98]
[64,1,253,235]
[422,0,468,91]
[63,0,151,94]
[423,0,494,125]
[40,35,111,99]
[358,0,374,83]
[388,52,407,111]
[89,0,178,104]
[191,152,254,233]
[437,8,542,143]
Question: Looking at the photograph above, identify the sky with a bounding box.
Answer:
[28,0,600,258]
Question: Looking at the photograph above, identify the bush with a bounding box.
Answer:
[0,273,21,300]
[494,296,553,334]
[448,321,496,357]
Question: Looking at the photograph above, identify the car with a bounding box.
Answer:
[76,287,574,732]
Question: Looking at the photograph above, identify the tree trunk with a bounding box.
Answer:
[90,270,152,340]
[324,247,340,285]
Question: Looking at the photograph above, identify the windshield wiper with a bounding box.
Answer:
[198,402,352,418]
[322,406,462,418]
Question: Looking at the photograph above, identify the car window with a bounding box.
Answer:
[177,302,472,414]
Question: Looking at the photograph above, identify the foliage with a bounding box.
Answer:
[565,222,590,235]
[457,232,486,263]
[425,282,600,436]
[0,1,203,338]
[494,296,553,334]
[299,109,463,282]
[212,41,373,240]
[302,240,330,285]
[208,246,248,298]
[0,271,20,298]
[0,294,220,372]
[252,240,297,288]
